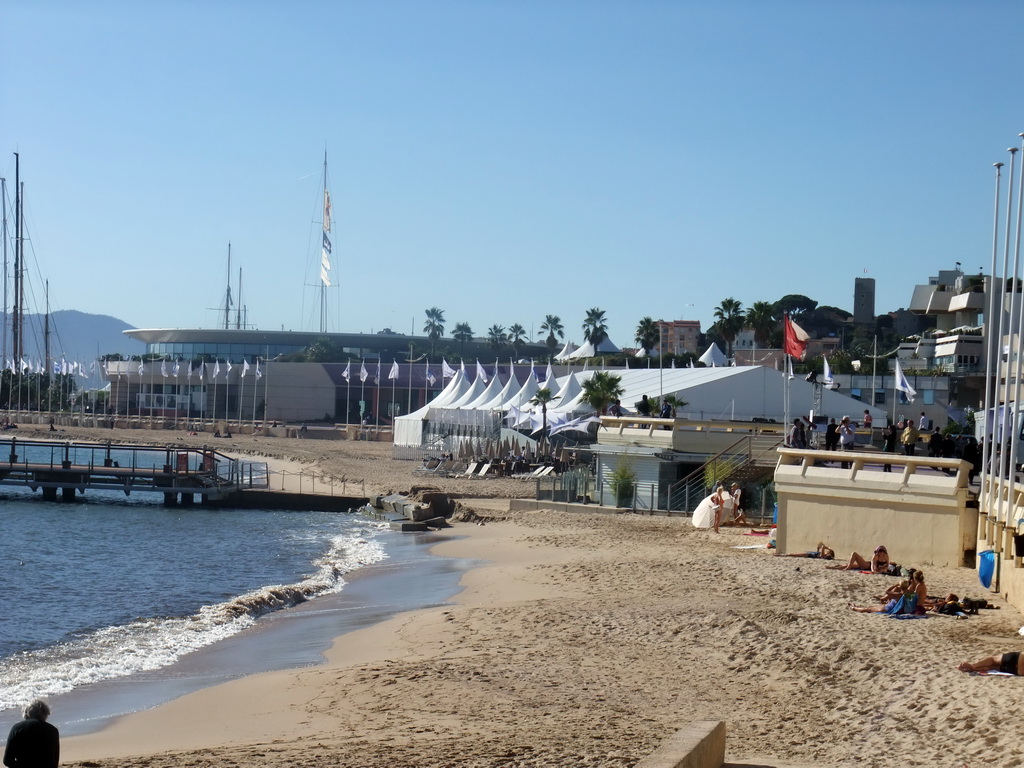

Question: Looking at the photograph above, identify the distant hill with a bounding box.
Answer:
[6,310,145,364]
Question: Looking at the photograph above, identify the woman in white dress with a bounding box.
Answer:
[692,485,725,530]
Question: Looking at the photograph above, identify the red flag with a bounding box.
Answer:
[783,314,809,359]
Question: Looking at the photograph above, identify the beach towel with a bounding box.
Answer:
[880,593,918,617]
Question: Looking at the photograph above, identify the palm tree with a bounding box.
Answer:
[635,316,659,356]
[529,387,558,453]
[745,301,776,349]
[508,323,527,359]
[539,314,564,358]
[452,322,473,358]
[712,298,745,358]
[487,324,508,352]
[581,371,624,415]
[582,307,608,350]
[423,307,446,358]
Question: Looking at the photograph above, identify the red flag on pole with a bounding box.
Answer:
[783,314,809,359]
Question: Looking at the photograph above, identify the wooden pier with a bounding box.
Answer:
[0,437,269,505]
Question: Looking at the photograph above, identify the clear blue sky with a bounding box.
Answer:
[3,0,1024,354]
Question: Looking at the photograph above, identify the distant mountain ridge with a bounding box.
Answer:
[5,310,145,364]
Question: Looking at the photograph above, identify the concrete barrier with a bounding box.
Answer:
[635,721,725,768]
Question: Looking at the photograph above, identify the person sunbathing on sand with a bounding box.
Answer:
[850,581,910,613]
[778,542,834,559]
[827,545,897,574]
[958,652,1024,675]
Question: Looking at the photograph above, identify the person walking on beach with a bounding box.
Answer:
[4,699,59,768]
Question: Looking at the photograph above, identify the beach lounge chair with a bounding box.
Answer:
[473,462,492,478]
[456,461,481,478]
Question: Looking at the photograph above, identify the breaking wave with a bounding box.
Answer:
[0,526,388,711]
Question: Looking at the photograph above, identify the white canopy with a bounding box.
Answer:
[554,340,578,361]
[698,343,728,367]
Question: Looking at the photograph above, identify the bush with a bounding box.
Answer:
[609,462,636,508]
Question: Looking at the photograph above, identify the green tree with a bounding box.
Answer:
[487,324,508,352]
[581,371,624,414]
[582,307,609,349]
[539,314,564,358]
[713,297,745,358]
[452,322,474,357]
[304,337,347,362]
[509,323,527,359]
[635,316,659,355]
[773,294,817,320]
[745,301,777,348]
[529,387,558,453]
[423,307,446,358]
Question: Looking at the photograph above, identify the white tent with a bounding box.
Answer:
[503,373,541,408]
[393,370,470,446]
[554,340,578,361]
[446,374,488,408]
[549,372,586,414]
[464,373,506,409]
[698,343,728,367]
[476,371,521,410]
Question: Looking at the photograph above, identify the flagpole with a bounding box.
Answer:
[237,365,244,428]
[263,347,270,427]
[981,160,1006,516]
[994,147,1019,533]
[251,359,259,429]
[1002,135,1024,537]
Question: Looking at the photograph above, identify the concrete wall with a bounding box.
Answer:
[265,364,337,422]
[775,448,977,568]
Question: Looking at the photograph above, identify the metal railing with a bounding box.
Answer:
[267,469,365,496]
[667,434,783,512]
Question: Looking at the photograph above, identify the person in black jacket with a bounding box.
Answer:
[3,699,59,768]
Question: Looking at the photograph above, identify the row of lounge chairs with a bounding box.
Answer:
[415,457,557,479]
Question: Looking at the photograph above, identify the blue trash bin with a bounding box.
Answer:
[979,549,995,589]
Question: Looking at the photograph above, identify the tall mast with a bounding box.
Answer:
[320,150,331,334]
[223,242,232,330]
[44,280,50,379]
[1,175,7,368]
[235,266,243,329]
[13,154,22,366]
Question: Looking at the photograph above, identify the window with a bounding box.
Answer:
[874,390,886,405]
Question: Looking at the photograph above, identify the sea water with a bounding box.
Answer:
[0,486,469,736]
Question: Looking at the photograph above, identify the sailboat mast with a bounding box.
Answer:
[236,267,243,329]
[320,150,330,334]
[223,242,232,331]
[12,153,21,365]
[1,175,7,368]
[44,280,50,380]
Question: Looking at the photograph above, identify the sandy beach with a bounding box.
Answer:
[8,425,1024,767]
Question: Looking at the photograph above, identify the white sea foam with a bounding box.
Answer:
[0,524,388,710]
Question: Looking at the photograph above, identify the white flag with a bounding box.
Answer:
[359,361,368,382]
[197,363,204,380]
[786,355,795,380]
[442,358,456,379]
[186,361,193,380]
[822,357,834,385]
[226,360,233,376]
[173,360,180,377]
[341,361,350,381]
[255,361,263,379]
[475,359,488,383]
[375,360,381,384]
[426,364,436,386]
[161,359,168,378]
[241,360,250,378]
[894,359,916,402]
[213,360,221,379]
[388,360,400,380]
[138,360,144,376]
